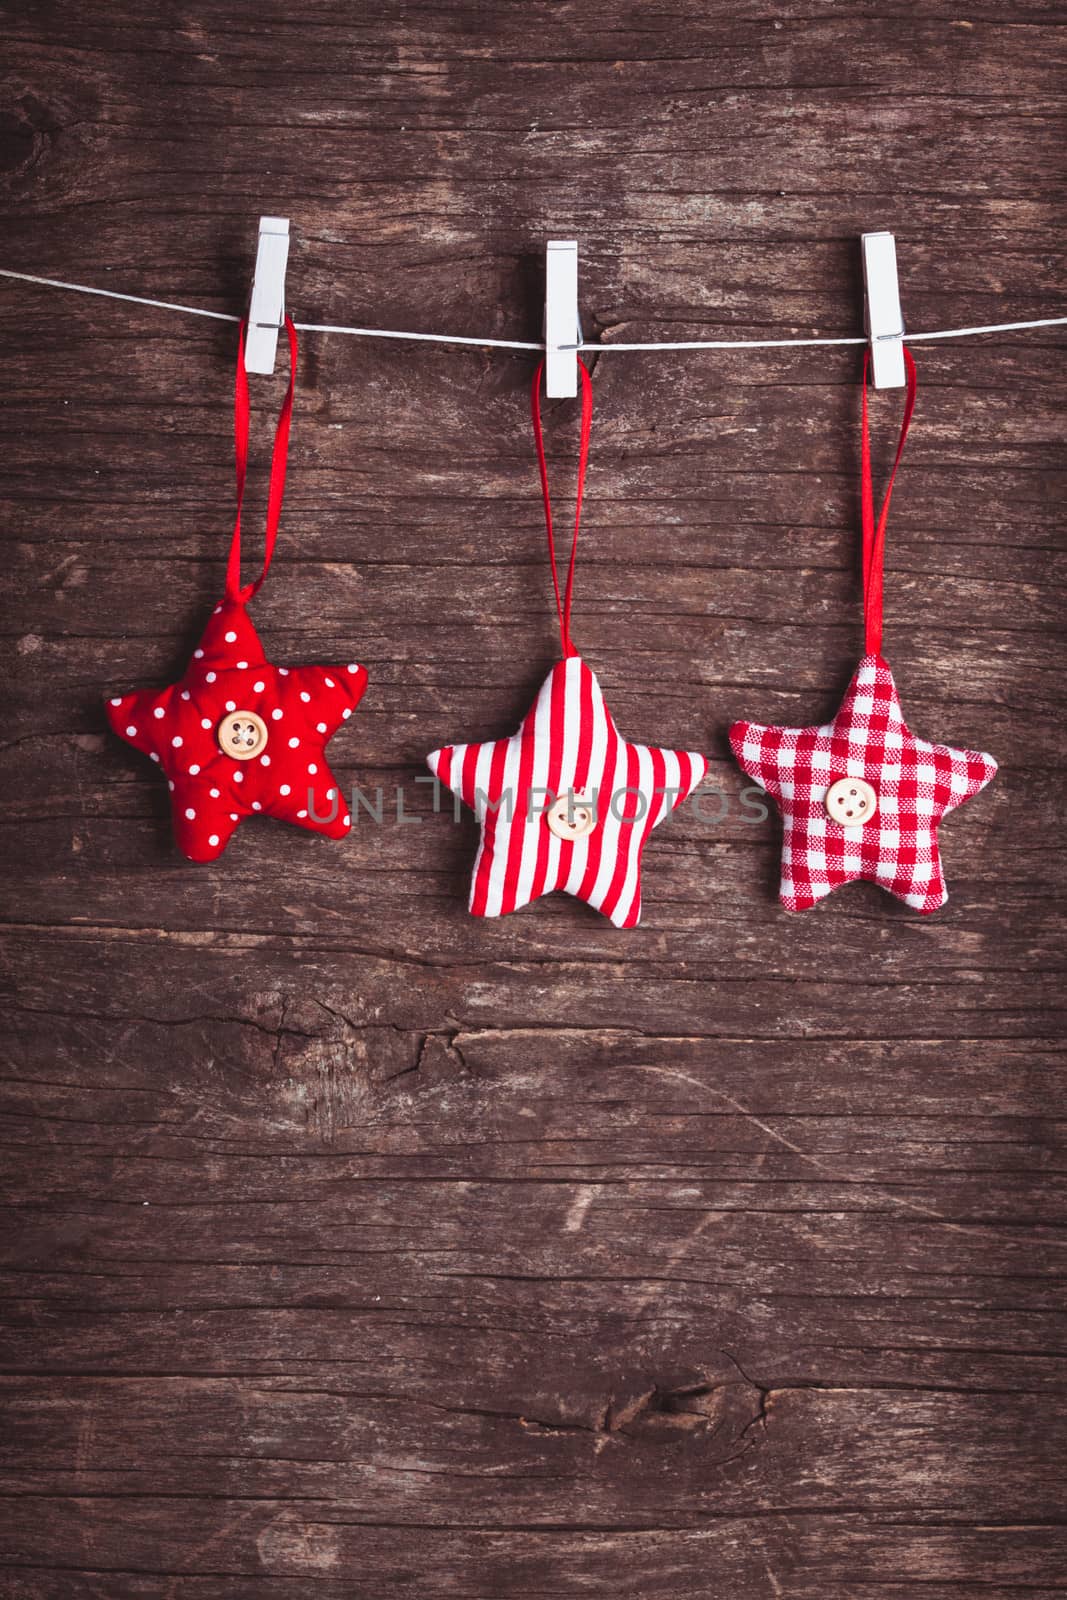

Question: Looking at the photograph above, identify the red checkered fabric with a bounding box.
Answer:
[730,654,997,913]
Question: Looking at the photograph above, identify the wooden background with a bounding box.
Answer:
[2,2,1065,1595]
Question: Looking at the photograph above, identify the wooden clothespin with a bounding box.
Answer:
[544,239,581,398]
[861,231,906,390]
[244,216,290,375]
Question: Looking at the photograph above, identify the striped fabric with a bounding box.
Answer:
[427,655,708,928]
[730,654,997,914]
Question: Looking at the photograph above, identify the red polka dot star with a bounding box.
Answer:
[107,598,367,862]
[104,318,367,863]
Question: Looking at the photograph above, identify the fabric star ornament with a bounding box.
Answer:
[107,597,367,862]
[427,358,708,927]
[730,655,996,913]
[730,348,997,914]
[104,317,367,862]
[428,653,707,927]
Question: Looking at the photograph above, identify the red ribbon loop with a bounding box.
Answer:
[226,315,298,604]
[861,345,917,658]
[531,358,593,659]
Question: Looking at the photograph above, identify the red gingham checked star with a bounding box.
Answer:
[106,597,367,862]
[730,654,997,914]
[427,654,708,927]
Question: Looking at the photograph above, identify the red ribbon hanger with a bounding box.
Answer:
[225,315,298,604]
[861,345,918,658]
[531,358,593,659]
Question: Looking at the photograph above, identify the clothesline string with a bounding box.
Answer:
[1,266,1066,354]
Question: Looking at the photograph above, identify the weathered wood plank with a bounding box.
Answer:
[2,1380,1065,1519]
[4,1518,1067,1600]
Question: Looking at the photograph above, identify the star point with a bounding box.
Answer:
[730,654,997,914]
[428,655,708,928]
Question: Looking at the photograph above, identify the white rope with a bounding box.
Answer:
[579,334,866,350]
[0,270,243,324]
[580,317,1067,351]
[1,266,1065,354]
[293,317,540,350]
[906,317,1067,341]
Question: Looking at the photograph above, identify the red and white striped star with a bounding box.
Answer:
[427,654,707,927]
[730,654,997,913]
[106,596,367,862]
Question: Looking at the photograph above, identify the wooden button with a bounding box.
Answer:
[217,709,269,761]
[825,776,878,827]
[545,791,597,841]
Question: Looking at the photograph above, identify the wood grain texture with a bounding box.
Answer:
[1,1,1065,1594]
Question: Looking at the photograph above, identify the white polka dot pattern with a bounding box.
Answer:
[105,597,368,861]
